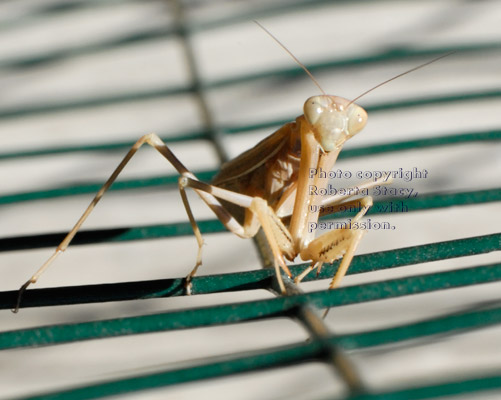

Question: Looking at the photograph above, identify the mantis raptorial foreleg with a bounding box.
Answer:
[295,194,370,320]
[277,177,391,223]
[295,196,373,286]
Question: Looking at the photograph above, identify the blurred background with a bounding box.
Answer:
[0,0,500,399]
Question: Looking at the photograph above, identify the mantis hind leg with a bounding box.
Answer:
[181,177,294,294]
[13,134,236,312]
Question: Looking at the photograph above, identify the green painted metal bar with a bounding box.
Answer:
[0,27,175,70]
[9,306,501,400]
[327,188,501,219]
[0,0,377,48]
[15,340,326,400]
[0,218,224,252]
[3,2,500,399]
[196,45,501,91]
[338,305,501,351]
[338,129,501,160]
[0,130,206,160]
[2,3,500,72]
[1,233,499,310]
[0,68,499,121]
[0,0,139,32]
[0,125,499,162]
[1,129,499,204]
[366,188,501,215]
[364,89,501,113]
[0,85,188,119]
[344,374,501,400]
[0,189,498,251]
[1,261,499,349]
[0,170,216,205]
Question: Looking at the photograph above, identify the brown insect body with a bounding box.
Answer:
[212,95,369,267]
[212,121,300,215]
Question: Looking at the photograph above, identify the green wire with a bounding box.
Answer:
[0,61,499,120]
[1,130,499,204]
[0,189,498,251]
[1,234,499,346]
[2,3,500,398]
[10,307,501,400]
[1,232,499,311]
[343,374,501,400]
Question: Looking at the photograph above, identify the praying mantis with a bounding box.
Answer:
[12,24,450,313]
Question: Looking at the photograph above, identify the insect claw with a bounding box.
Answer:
[12,280,31,313]
[184,276,193,296]
[283,264,292,278]
[316,263,324,277]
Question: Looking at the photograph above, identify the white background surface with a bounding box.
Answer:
[0,0,500,399]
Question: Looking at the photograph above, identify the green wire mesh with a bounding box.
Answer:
[1,0,500,399]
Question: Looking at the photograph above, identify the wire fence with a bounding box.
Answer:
[1,0,500,399]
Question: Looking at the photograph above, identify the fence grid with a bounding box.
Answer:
[1,0,500,399]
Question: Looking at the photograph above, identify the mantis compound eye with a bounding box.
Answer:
[304,95,368,151]
[347,103,368,137]
[303,95,332,126]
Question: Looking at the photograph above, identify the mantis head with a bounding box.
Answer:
[255,21,449,153]
[303,95,367,152]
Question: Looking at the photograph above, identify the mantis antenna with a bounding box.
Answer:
[347,52,455,106]
[254,20,327,96]
[255,21,453,105]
